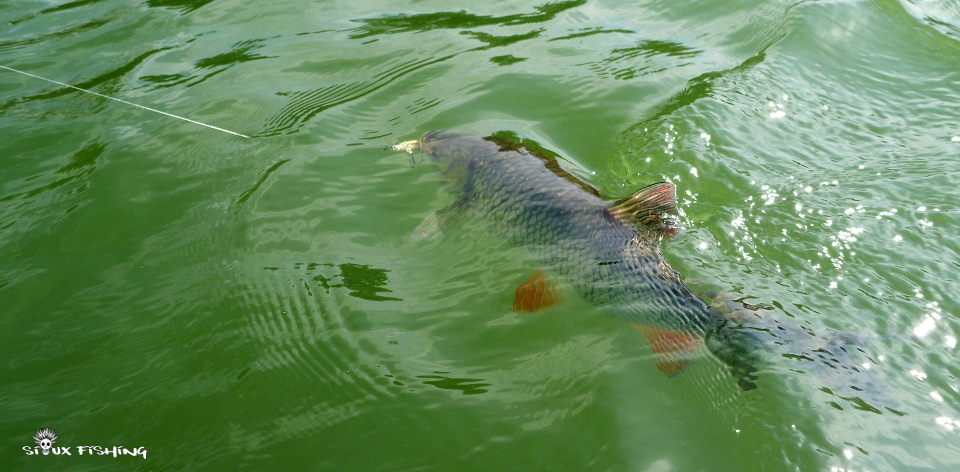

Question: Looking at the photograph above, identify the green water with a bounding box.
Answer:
[2,0,959,470]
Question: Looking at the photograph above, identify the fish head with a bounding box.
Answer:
[418,130,481,192]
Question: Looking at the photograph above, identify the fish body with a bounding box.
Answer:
[419,130,711,333]
[399,130,892,404]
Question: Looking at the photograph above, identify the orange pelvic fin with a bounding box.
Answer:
[632,324,702,376]
[513,268,562,313]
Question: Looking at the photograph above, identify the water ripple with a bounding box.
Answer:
[238,261,402,398]
[256,55,453,137]
[899,0,960,41]
[347,0,587,39]
[585,39,702,81]
[0,138,105,251]
[0,47,170,114]
[141,39,274,90]
[145,0,218,14]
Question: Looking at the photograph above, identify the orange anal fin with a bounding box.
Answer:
[632,324,702,376]
[513,269,562,314]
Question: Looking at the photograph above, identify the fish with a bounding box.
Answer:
[392,129,895,410]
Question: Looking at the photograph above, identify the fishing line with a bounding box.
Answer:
[0,64,250,138]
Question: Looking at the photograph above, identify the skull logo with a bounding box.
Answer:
[33,428,57,455]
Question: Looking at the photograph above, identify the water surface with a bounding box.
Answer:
[1,0,959,470]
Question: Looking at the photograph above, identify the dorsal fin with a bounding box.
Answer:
[606,182,680,236]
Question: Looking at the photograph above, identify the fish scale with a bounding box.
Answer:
[418,129,711,332]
